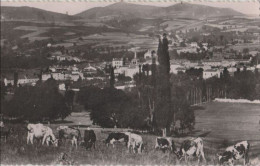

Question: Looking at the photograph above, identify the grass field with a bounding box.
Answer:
[1,102,260,165]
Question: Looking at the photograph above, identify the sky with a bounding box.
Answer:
[1,0,259,16]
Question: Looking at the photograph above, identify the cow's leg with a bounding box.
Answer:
[184,155,188,164]
[127,142,131,153]
[27,132,30,144]
[197,155,202,164]
[138,145,142,154]
[245,151,249,165]
[71,139,74,147]
[201,151,206,162]
[75,138,78,149]
[28,134,34,145]
[42,135,47,145]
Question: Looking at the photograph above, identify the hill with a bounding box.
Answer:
[76,2,159,19]
[1,6,78,22]
[76,2,244,20]
[162,3,244,19]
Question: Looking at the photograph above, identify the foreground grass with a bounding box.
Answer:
[1,124,259,165]
[1,102,260,164]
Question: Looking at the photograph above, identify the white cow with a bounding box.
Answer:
[27,123,58,146]
[125,132,143,154]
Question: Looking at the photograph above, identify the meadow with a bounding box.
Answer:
[1,102,260,165]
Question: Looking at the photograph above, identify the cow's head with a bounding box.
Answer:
[48,135,59,147]
[217,153,232,164]
[174,149,184,160]
[217,153,224,164]
[51,139,59,147]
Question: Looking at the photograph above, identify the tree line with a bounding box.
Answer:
[1,78,74,122]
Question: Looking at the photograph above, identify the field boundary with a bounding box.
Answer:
[214,98,260,104]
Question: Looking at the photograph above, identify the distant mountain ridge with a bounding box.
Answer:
[76,2,159,19]
[76,2,244,19]
[1,3,244,22]
[1,6,78,22]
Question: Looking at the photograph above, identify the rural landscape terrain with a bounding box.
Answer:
[1,1,260,165]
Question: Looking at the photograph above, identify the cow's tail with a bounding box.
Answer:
[245,142,250,164]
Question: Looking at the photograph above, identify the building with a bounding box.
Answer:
[202,60,222,67]
[56,55,66,61]
[3,73,39,86]
[131,52,140,66]
[177,48,197,54]
[51,72,65,81]
[190,42,199,48]
[144,50,152,59]
[124,66,139,78]
[112,58,123,68]
[83,65,97,75]
[70,74,80,81]
[42,73,52,81]
[203,69,221,79]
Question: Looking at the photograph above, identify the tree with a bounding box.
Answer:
[243,48,249,55]
[14,71,18,87]
[110,65,115,88]
[3,78,70,122]
[117,74,132,83]
[64,90,75,115]
[1,81,7,101]
[155,33,173,135]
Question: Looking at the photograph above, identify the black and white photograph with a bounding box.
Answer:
[0,0,260,165]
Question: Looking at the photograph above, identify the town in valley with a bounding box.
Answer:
[1,1,260,165]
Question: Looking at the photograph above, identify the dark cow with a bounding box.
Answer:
[155,137,176,153]
[83,130,96,150]
[174,137,206,164]
[217,141,250,166]
[105,132,129,148]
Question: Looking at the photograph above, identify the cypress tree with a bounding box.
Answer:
[14,71,18,88]
[110,65,115,88]
[155,33,173,134]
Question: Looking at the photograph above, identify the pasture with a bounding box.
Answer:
[1,102,260,165]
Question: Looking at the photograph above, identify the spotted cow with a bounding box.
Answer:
[155,137,175,153]
[105,132,129,148]
[174,137,206,164]
[217,141,250,166]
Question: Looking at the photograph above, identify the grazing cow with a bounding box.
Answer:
[27,123,58,146]
[174,137,206,164]
[125,132,143,154]
[0,127,14,142]
[83,129,96,150]
[57,126,81,149]
[105,132,129,148]
[217,141,250,166]
[155,137,176,153]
